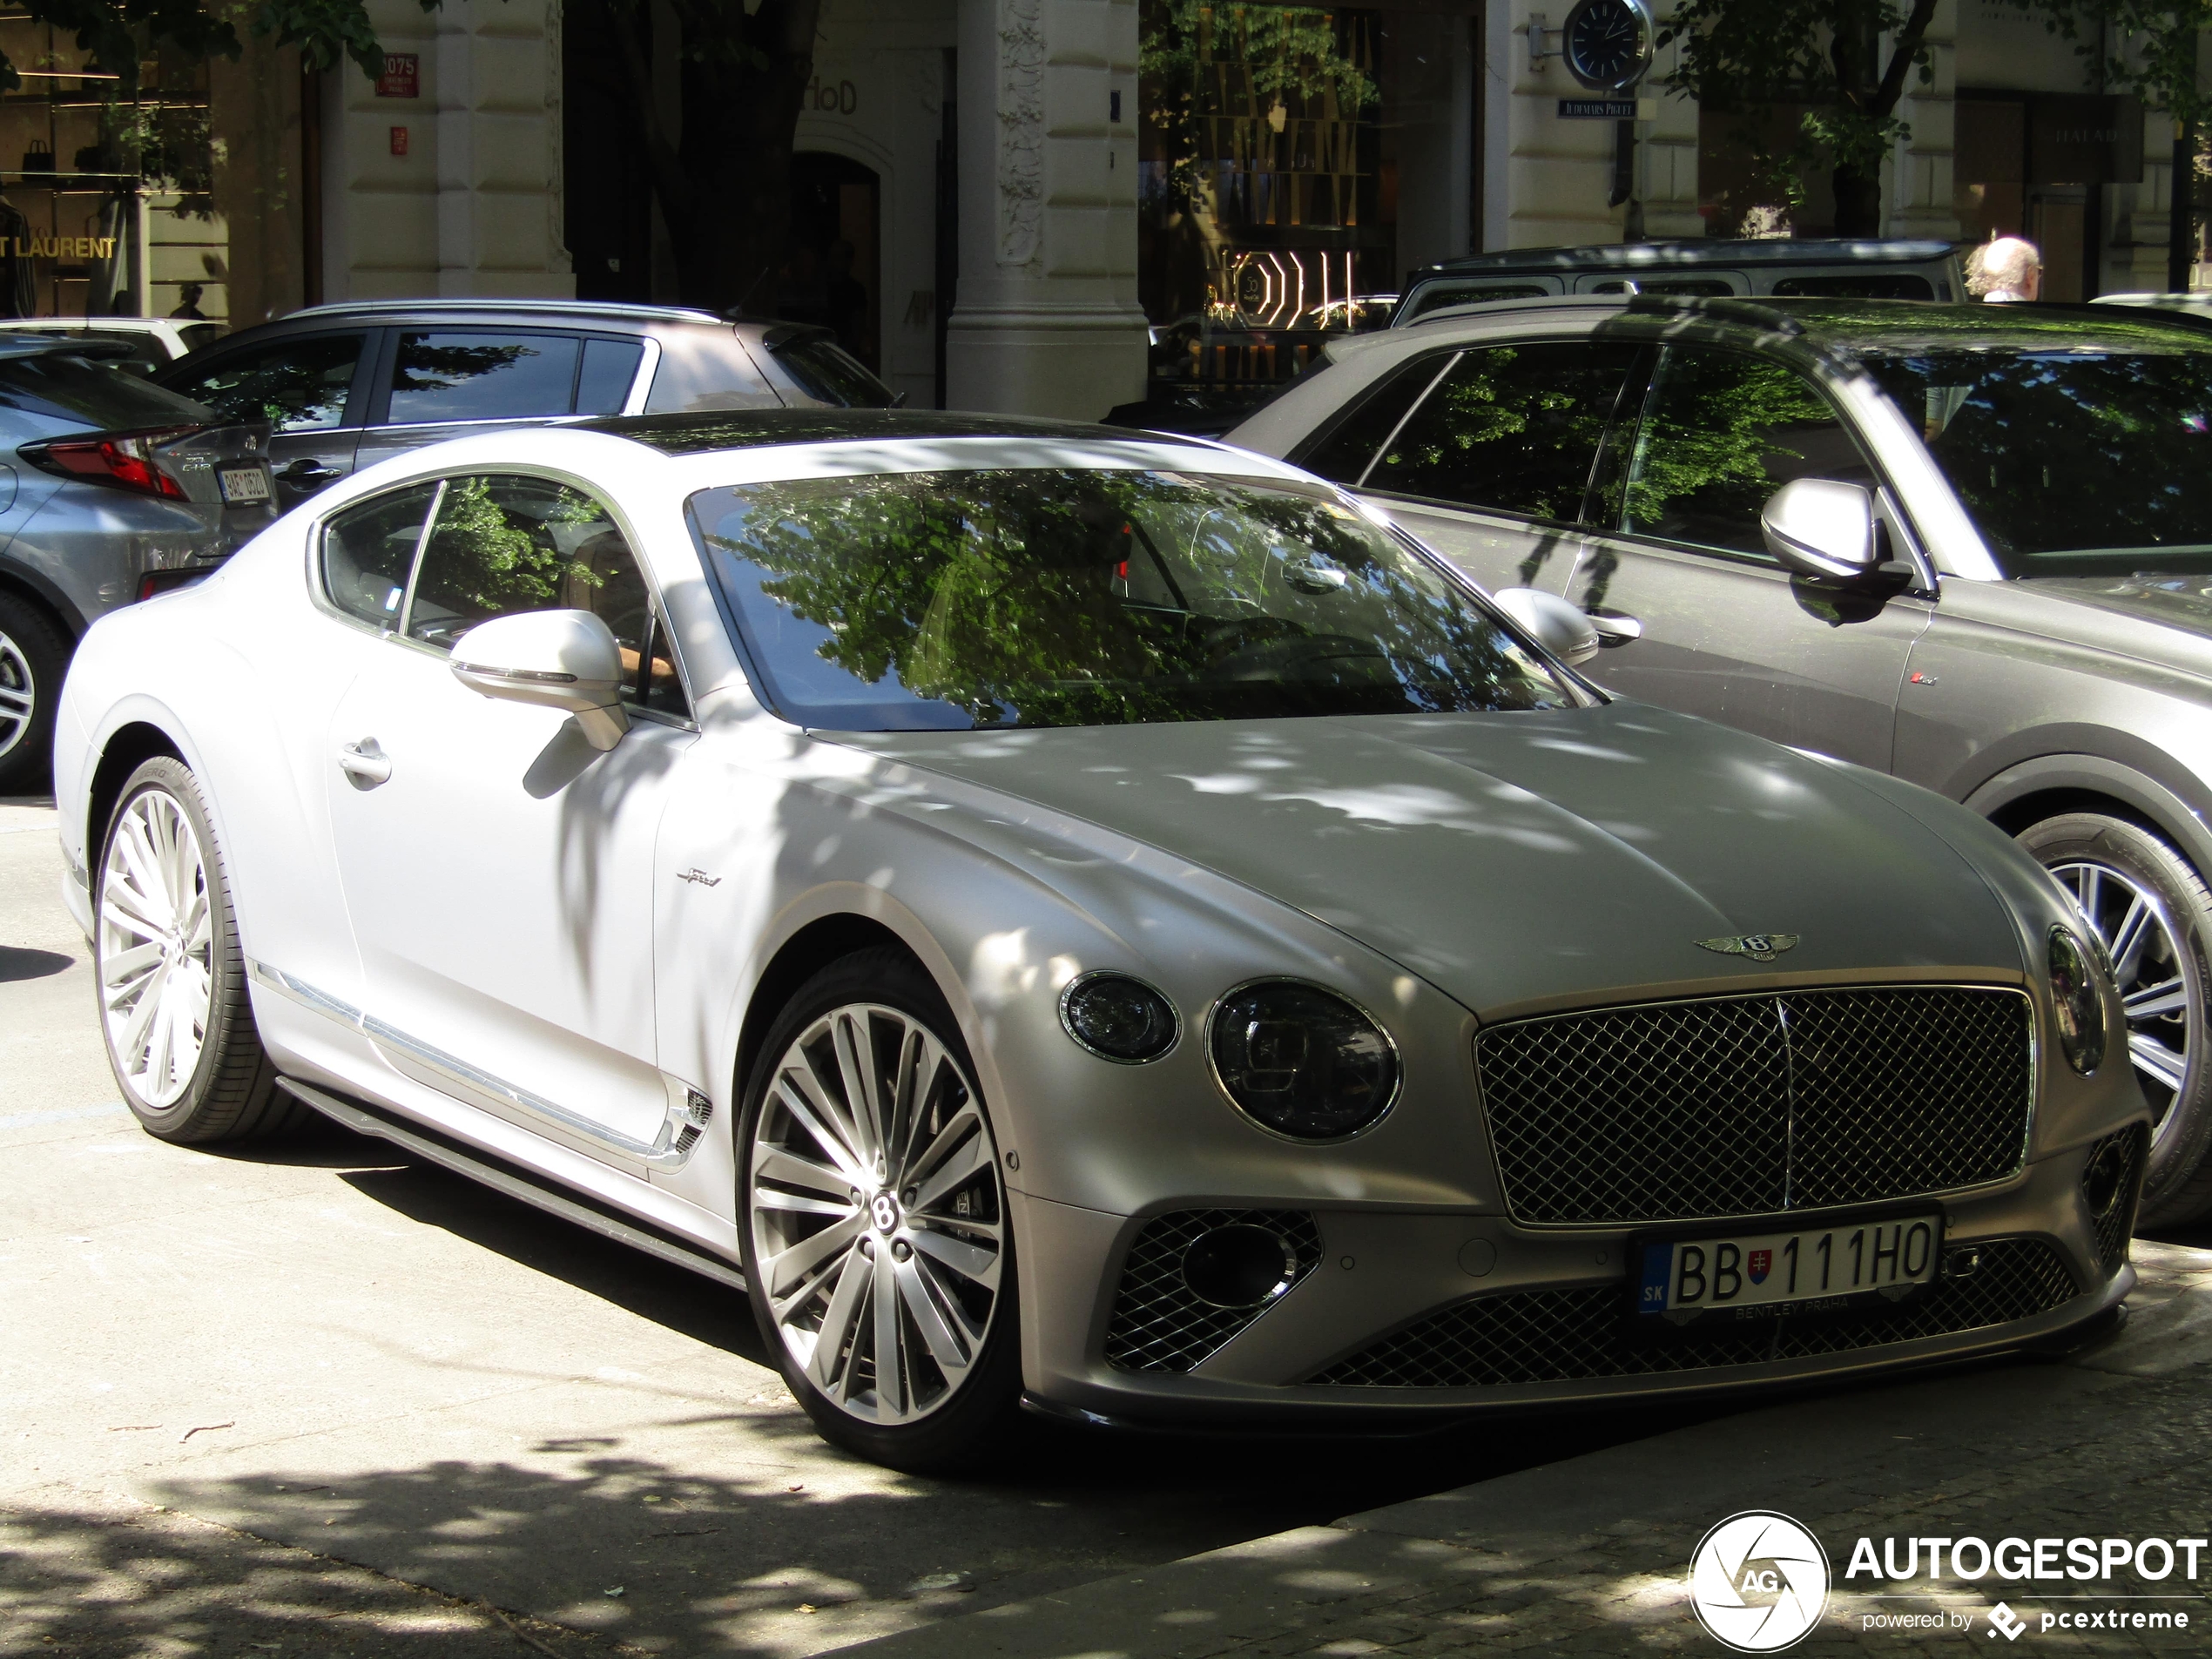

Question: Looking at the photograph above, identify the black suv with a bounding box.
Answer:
[155,300,895,508]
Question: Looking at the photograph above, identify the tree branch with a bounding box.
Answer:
[1871,0,1942,119]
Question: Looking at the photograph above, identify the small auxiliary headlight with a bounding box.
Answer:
[1059,972,1179,1063]
[1208,980,1399,1139]
[2047,925,2107,1076]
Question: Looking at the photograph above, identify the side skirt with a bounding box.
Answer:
[276,1076,748,1294]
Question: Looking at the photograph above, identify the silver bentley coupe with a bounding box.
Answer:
[56,408,2145,1469]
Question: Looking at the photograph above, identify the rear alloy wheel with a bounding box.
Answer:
[95,757,302,1142]
[0,592,67,795]
[2021,813,2212,1224]
[738,948,1017,1471]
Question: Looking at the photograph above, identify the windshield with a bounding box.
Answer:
[1863,345,2212,577]
[689,469,1574,731]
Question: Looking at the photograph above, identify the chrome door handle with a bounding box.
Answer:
[1588,609,1643,648]
[282,460,344,486]
[338,738,391,787]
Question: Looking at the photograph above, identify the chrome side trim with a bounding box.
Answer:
[248,958,709,1170]
[275,1076,745,1292]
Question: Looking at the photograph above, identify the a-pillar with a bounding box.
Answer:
[945,0,1149,419]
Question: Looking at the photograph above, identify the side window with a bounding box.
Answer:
[321,483,438,627]
[1364,341,1642,523]
[164,332,366,431]
[1294,353,1455,485]
[405,475,689,716]
[387,332,583,425]
[1617,347,1872,556]
[577,337,646,415]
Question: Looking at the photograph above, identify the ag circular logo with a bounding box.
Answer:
[1688,1510,1830,1652]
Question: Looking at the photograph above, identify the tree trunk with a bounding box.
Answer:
[1831,160,1883,238]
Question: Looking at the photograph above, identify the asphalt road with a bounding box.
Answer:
[0,796,1697,1656]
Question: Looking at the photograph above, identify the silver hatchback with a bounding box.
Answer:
[1231,294,2212,1224]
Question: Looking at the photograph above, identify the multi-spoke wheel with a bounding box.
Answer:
[739,948,1018,1470]
[94,758,298,1143]
[2023,813,2212,1224]
[0,593,66,795]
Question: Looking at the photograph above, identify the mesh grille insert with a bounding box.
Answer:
[1103,1209,1323,1373]
[1474,987,2033,1224]
[1309,1238,2080,1387]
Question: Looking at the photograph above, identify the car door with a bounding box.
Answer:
[350,329,647,472]
[322,469,699,1164]
[1298,336,1645,596]
[1561,342,1932,769]
[158,330,377,507]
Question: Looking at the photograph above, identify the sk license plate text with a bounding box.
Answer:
[219,466,270,503]
[1638,1215,1939,1320]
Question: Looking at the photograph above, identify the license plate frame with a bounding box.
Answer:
[219,464,271,504]
[1626,1204,1945,1334]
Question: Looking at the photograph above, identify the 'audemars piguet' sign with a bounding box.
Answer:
[12,235,116,260]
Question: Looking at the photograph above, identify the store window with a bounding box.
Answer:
[1139,1,1389,420]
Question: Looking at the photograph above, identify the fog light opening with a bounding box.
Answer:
[2083,1143,2128,1218]
[1181,1224,1299,1309]
[1943,1245,1983,1280]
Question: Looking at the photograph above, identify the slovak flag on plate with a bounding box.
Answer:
[1747,1249,1771,1285]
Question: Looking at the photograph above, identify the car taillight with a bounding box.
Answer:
[21,425,199,498]
[137,566,216,602]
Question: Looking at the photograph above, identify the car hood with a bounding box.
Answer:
[833,704,2027,1018]
[2023,573,2212,658]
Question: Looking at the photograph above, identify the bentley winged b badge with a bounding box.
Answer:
[1697,933,1801,962]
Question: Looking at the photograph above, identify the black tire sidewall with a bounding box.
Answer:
[2020,812,2212,1219]
[734,948,1022,1473]
[0,592,67,794]
[96,759,250,1136]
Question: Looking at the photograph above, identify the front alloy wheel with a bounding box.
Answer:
[2023,812,2212,1224]
[741,949,1016,1469]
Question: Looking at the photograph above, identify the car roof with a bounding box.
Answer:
[1385,293,2212,355]
[286,298,731,327]
[1410,238,1958,280]
[579,408,1157,454]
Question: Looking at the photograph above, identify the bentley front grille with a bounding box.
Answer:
[1103,1209,1323,1374]
[1475,987,2033,1225]
[1308,1237,2080,1388]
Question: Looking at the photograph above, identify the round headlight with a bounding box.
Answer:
[1207,980,1399,1139]
[2048,926,2107,1076]
[1059,972,1179,1062]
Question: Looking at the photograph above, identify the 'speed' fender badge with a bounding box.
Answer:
[678,867,722,887]
[1698,934,1800,962]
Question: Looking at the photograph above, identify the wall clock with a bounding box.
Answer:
[1561,0,1653,93]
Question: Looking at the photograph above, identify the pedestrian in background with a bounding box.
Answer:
[1966,237,2041,301]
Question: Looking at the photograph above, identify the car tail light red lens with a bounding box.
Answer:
[21,425,200,498]
[137,566,215,602]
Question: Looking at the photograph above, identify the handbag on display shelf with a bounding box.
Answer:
[20,140,53,174]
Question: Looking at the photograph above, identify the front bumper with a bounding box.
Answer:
[1012,1126,2142,1425]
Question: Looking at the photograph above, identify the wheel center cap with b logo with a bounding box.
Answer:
[871,1192,902,1234]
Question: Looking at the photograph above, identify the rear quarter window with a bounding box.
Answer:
[645,330,782,413]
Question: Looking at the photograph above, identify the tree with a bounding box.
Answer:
[570,0,826,313]
[1656,0,1945,238]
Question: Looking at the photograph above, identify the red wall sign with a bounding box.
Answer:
[389,125,410,157]
[376,53,420,98]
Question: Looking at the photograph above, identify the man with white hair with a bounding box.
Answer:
[1967,236,2041,301]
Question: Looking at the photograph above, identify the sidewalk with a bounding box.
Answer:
[835,1240,2212,1657]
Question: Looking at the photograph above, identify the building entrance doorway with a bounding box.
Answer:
[784,152,880,374]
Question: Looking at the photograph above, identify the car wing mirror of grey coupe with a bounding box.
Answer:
[449,609,631,751]
[1760,477,1879,583]
[1492,587,1602,666]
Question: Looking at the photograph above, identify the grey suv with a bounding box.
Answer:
[1231,294,2212,1224]
[153,300,894,509]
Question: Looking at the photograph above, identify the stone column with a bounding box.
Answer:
[435,0,574,296]
[945,0,1148,420]
[1886,0,1959,242]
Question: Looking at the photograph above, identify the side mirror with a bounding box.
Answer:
[1761,478,1878,581]
[1492,586,1600,666]
[449,609,631,751]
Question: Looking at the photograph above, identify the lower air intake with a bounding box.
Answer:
[1104,1209,1322,1373]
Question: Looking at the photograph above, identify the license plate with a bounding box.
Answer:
[219,465,271,503]
[1635,1213,1941,1325]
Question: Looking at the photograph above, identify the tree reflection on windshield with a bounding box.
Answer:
[1863,347,2212,575]
[688,469,1574,730]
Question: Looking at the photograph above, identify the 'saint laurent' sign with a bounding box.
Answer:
[11,235,117,260]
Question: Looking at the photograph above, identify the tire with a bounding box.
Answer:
[0,591,68,796]
[93,757,306,1143]
[737,947,1020,1472]
[2020,812,2212,1224]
